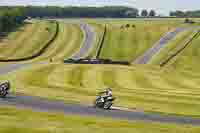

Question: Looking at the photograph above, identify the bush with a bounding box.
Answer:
[184,18,195,24]
[132,24,136,28]
[125,24,130,28]
[45,27,50,32]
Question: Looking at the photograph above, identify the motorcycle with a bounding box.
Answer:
[94,94,116,110]
[0,81,10,98]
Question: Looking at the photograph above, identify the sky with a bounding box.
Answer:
[0,0,200,15]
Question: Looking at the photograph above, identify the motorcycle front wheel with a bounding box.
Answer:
[103,101,112,110]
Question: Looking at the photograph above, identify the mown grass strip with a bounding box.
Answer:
[0,106,200,133]
[35,23,84,61]
[0,21,58,62]
[3,63,200,117]
[99,21,181,62]
[160,30,200,67]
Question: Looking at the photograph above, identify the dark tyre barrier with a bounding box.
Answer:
[96,25,107,59]
[0,21,59,62]
[64,58,130,65]
[160,30,200,67]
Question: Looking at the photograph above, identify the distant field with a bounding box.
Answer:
[3,63,200,117]
[87,19,187,62]
[0,20,84,63]
[0,20,57,60]
[33,22,84,62]
[168,31,200,71]
[149,29,197,65]
[0,106,200,133]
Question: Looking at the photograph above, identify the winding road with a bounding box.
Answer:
[0,21,200,125]
[71,23,95,59]
[134,27,195,64]
[0,21,95,74]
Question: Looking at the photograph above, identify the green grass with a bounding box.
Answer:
[3,63,200,117]
[167,32,200,71]
[33,22,84,62]
[0,106,200,133]
[0,21,84,69]
[1,18,200,118]
[0,20,57,59]
[87,19,186,62]
[149,29,196,65]
[0,20,84,63]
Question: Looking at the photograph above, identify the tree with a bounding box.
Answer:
[149,10,156,17]
[0,7,26,33]
[141,9,148,17]
[125,8,139,17]
[125,24,130,28]
[170,10,185,17]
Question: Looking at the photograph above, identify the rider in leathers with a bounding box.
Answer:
[99,88,112,102]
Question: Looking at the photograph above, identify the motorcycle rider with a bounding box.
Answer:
[0,81,10,98]
[99,88,112,102]
[94,87,115,109]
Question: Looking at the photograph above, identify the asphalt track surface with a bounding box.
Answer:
[0,21,200,125]
[134,27,195,64]
[71,22,95,59]
[1,93,200,125]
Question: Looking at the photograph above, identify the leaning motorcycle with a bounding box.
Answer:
[0,81,10,98]
[94,95,115,110]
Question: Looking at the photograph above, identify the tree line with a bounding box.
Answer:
[24,6,158,18]
[24,6,139,18]
[170,10,200,17]
[0,6,158,20]
[0,7,26,33]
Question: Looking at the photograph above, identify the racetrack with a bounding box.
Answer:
[1,93,200,125]
[1,20,200,125]
[0,21,95,74]
[71,23,95,59]
[134,27,200,64]
[134,27,186,64]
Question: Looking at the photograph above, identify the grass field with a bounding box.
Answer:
[149,29,197,65]
[1,18,200,122]
[0,20,57,59]
[2,62,200,117]
[0,106,200,133]
[33,22,84,62]
[87,19,187,62]
[167,31,200,71]
[0,20,84,65]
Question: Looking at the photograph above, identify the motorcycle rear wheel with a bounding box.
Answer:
[0,91,8,98]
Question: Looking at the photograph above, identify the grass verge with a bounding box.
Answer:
[2,63,200,117]
[0,106,200,133]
